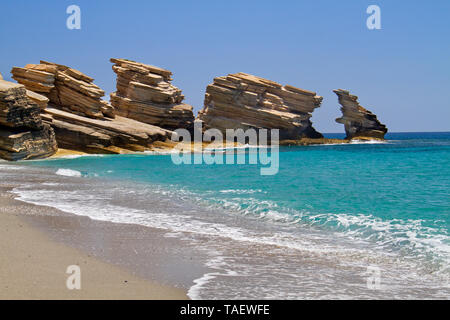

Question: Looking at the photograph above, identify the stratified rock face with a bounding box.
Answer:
[0,80,57,160]
[11,61,114,119]
[25,90,49,110]
[10,61,173,154]
[197,73,323,140]
[110,58,194,131]
[42,107,171,154]
[334,89,387,139]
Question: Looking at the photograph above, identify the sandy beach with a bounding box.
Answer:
[0,185,190,300]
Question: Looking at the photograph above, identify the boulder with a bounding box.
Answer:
[0,79,57,160]
[110,58,194,131]
[334,89,387,139]
[197,72,323,140]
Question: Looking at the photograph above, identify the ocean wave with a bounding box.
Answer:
[0,164,22,170]
[219,189,265,194]
[10,179,450,299]
[204,144,269,151]
[11,172,449,279]
[349,140,388,144]
[11,186,368,256]
[194,194,450,275]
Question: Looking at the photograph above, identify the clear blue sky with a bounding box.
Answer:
[1,0,449,132]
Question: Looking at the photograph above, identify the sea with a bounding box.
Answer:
[1,132,449,299]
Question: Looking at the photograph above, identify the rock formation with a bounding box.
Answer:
[197,72,323,140]
[41,107,171,154]
[0,79,57,160]
[110,58,194,131]
[11,60,114,119]
[10,61,173,154]
[334,89,387,139]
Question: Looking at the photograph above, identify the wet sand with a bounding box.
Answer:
[0,185,197,299]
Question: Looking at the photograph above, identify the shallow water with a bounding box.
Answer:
[2,132,449,299]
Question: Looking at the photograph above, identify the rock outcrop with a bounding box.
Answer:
[334,89,387,139]
[0,80,57,160]
[10,61,174,154]
[41,107,171,154]
[110,58,194,131]
[197,72,323,140]
[11,61,114,119]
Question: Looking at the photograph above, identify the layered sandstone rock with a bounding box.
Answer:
[197,72,323,140]
[25,90,49,109]
[334,89,387,139]
[11,61,114,119]
[42,107,171,154]
[10,61,174,154]
[0,80,57,160]
[110,58,194,131]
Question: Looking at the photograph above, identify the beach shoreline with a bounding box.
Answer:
[0,184,198,300]
[48,137,385,159]
[1,133,448,300]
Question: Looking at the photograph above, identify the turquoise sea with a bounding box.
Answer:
[3,132,450,299]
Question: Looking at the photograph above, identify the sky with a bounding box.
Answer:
[1,0,449,133]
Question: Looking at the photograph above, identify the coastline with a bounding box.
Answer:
[49,137,384,159]
[0,184,193,300]
[2,133,448,300]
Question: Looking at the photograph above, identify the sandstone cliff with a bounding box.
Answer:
[10,61,172,154]
[197,73,323,140]
[110,58,194,131]
[0,80,57,160]
[11,61,114,119]
[334,89,387,139]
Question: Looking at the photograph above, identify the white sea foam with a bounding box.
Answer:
[307,140,389,146]
[11,186,366,257]
[219,189,265,194]
[55,168,82,177]
[0,164,21,170]
[10,178,450,299]
[57,155,84,159]
[349,139,388,144]
[204,144,267,151]
[187,256,239,300]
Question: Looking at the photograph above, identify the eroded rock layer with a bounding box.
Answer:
[197,72,323,140]
[334,89,387,139]
[10,61,174,154]
[11,61,114,119]
[0,80,57,160]
[42,107,171,154]
[110,58,194,131]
